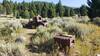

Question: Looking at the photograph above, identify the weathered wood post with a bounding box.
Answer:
[54,34,75,56]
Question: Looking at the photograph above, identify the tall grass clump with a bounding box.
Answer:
[49,17,77,29]
[0,20,23,34]
[75,24,100,56]
[32,25,62,45]
[76,16,90,23]
[0,20,23,42]
[0,20,26,56]
[48,17,93,38]
[48,17,93,39]
[6,20,23,33]
[0,41,25,56]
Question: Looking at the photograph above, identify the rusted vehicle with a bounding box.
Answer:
[54,33,75,56]
[25,15,47,29]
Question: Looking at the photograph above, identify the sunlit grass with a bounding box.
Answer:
[75,24,100,56]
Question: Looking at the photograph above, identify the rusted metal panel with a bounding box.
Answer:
[54,34,75,56]
[54,34,75,48]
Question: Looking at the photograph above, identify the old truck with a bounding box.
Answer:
[25,15,48,29]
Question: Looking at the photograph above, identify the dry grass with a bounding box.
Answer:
[75,24,100,56]
[0,17,100,56]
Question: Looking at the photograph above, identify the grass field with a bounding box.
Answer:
[0,17,100,56]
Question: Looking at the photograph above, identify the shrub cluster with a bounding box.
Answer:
[32,25,62,45]
[32,25,63,52]
[93,17,100,26]
[77,16,90,23]
[48,17,93,38]
[0,20,23,34]
[64,23,94,38]
[0,41,23,56]
[47,17,94,37]
[0,20,23,42]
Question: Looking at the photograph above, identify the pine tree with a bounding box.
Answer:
[47,4,55,18]
[16,10,20,18]
[30,10,35,18]
[64,6,71,17]
[36,3,43,15]
[87,0,100,17]
[21,10,30,19]
[67,8,71,17]
[29,1,37,15]
[13,1,17,14]
[80,5,88,16]
[0,4,5,14]
[56,0,64,17]
[70,9,75,16]
[0,1,77,18]
[47,7,55,18]
[41,3,48,18]
[2,0,13,15]
[22,1,29,10]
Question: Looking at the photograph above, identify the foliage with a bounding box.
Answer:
[49,17,77,29]
[0,20,23,42]
[31,17,100,55]
[47,17,93,39]
[64,23,94,38]
[31,25,63,53]
[80,5,88,16]
[93,17,100,26]
[0,0,78,18]
[15,10,20,18]
[30,10,35,18]
[87,0,100,18]
[0,4,5,14]
[0,42,22,56]
[0,20,27,56]
[32,25,62,45]
[76,25,100,56]
[0,26,13,37]
[47,4,56,18]
[48,17,93,38]
[56,0,64,17]
[77,16,90,23]
[0,41,25,56]
[2,0,13,14]
[21,10,30,19]
[41,3,48,18]
[70,8,75,16]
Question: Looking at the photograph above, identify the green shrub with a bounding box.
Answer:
[32,25,63,52]
[64,23,94,38]
[0,21,23,42]
[48,17,93,38]
[77,16,90,23]
[32,26,50,45]
[93,17,100,26]
[49,17,77,29]
[0,41,23,56]
[32,25,62,45]
[0,26,13,37]
[48,17,94,39]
